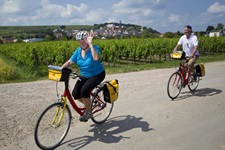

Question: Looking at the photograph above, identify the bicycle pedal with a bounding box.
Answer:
[79,119,88,122]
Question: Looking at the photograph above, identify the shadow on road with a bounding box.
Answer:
[175,87,223,101]
[61,115,152,149]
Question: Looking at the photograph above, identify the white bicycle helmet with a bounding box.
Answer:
[76,31,88,40]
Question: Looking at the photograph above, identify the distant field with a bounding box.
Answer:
[0,25,94,37]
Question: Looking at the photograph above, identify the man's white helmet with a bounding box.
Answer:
[76,31,88,40]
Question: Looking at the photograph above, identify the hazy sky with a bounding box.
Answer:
[0,0,225,33]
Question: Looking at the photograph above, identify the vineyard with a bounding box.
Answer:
[0,36,224,75]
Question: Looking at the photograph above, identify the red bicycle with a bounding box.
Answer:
[167,52,200,100]
[34,65,114,150]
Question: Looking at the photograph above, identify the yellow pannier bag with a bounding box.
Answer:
[196,63,205,77]
[103,79,119,103]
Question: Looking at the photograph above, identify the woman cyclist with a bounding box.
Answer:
[62,30,105,122]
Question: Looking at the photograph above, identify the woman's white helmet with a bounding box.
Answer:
[76,31,88,40]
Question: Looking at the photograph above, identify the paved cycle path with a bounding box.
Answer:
[1,61,225,150]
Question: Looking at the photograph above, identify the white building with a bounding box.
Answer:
[209,30,224,37]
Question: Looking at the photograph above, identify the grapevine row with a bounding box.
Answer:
[0,36,224,70]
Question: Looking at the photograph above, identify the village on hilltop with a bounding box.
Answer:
[0,22,224,43]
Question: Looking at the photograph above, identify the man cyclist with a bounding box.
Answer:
[173,25,200,81]
[62,31,105,122]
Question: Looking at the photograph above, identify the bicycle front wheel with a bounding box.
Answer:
[34,102,71,150]
[167,72,182,100]
[91,87,114,124]
[188,75,200,91]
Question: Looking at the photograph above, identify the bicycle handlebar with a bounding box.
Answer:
[48,65,62,71]
[70,72,88,80]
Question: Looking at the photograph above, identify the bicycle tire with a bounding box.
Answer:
[34,102,72,150]
[188,75,200,91]
[167,72,182,100]
[91,87,114,124]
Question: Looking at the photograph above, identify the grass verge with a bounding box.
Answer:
[0,53,47,83]
[105,53,225,74]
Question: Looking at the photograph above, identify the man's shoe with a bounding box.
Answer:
[193,74,197,81]
[182,82,186,88]
[79,111,93,122]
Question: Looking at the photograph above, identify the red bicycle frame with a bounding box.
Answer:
[178,61,191,85]
[62,81,106,117]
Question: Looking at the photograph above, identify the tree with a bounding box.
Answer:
[215,23,224,30]
[206,25,215,32]
[44,34,53,41]
[175,31,183,36]
[163,32,175,38]
[60,25,66,30]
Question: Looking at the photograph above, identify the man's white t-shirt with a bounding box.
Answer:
[178,33,200,57]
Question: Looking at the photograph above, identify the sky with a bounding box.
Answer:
[0,0,225,33]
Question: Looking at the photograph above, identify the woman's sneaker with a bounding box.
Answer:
[79,111,93,122]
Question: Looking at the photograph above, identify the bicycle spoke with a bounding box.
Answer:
[91,88,113,124]
[188,75,199,91]
[167,72,182,100]
[34,103,71,150]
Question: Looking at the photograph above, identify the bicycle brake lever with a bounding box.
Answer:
[70,72,77,79]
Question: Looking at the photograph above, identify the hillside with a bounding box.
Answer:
[0,25,93,38]
[0,23,160,39]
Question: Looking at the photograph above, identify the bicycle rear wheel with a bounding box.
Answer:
[167,72,182,100]
[91,87,114,124]
[34,102,71,150]
[188,75,199,91]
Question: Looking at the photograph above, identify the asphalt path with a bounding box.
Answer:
[3,61,225,150]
